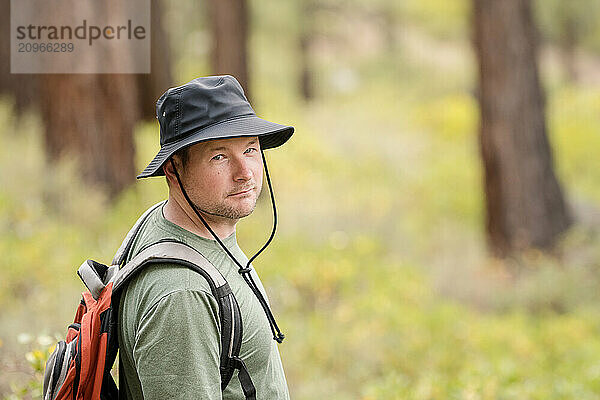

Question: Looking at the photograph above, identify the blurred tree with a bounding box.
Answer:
[208,0,249,98]
[0,0,174,195]
[473,0,571,257]
[0,0,38,113]
[299,0,316,101]
[39,74,139,196]
[37,1,140,196]
[137,0,174,120]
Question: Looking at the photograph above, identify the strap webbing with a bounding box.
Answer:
[111,241,228,292]
[233,357,256,400]
[100,370,118,400]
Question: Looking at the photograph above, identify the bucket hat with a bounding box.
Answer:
[137,75,294,179]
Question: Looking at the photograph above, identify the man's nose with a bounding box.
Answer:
[233,157,253,181]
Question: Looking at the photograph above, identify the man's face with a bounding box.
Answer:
[176,136,263,221]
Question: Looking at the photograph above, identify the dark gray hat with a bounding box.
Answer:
[137,75,294,179]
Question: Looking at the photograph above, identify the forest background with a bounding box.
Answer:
[1,0,600,398]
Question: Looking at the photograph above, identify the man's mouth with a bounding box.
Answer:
[229,187,254,197]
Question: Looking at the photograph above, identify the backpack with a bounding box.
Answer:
[42,201,256,400]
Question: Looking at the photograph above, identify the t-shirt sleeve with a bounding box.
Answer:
[132,289,223,400]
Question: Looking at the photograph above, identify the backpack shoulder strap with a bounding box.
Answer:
[111,200,166,267]
[78,201,165,302]
[111,240,227,291]
[112,240,255,399]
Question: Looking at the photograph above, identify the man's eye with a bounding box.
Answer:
[244,147,258,154]
[212,154,225,161]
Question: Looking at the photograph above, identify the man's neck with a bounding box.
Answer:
[163,195,237,241]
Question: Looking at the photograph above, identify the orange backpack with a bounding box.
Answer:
[42,202,256,400]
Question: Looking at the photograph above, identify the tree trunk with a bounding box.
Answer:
[137,0,173,120]
[37,0,140,195]
[298,0,315,101]
[473,0,571,257]
[1,0,146,195]
[208,0,250,98]
[39,74,139,195]
[0,0,38,113]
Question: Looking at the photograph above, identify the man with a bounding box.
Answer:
[118,75,293,399]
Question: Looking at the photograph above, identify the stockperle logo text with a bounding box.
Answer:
[15,19,146,46]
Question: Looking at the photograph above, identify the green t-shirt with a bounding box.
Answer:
[118,203,290,400]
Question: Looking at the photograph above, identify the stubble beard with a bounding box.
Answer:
[189,189,260,220]
[176,168,262,221]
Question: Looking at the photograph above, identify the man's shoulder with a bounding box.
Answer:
[121,259,214,311]
[126,261,214,298]
[119,203,235,315]
[119,204,216,308]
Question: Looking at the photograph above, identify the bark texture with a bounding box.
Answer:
[39,74,139,195]
[299,0,315,101]
[0,0,38,112]
[0,0,168,194]
[473,0,571,256]
[37,0,140,195]
[138,0,173,120]
[208,0,250,98]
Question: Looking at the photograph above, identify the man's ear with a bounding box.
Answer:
[163,158,178,187]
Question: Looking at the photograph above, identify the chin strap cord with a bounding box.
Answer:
[170,152,285,343]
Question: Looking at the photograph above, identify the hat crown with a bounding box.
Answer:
[156,75,255,146]
[137,75,294,178]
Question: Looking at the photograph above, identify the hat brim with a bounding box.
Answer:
[137,115,294,179]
